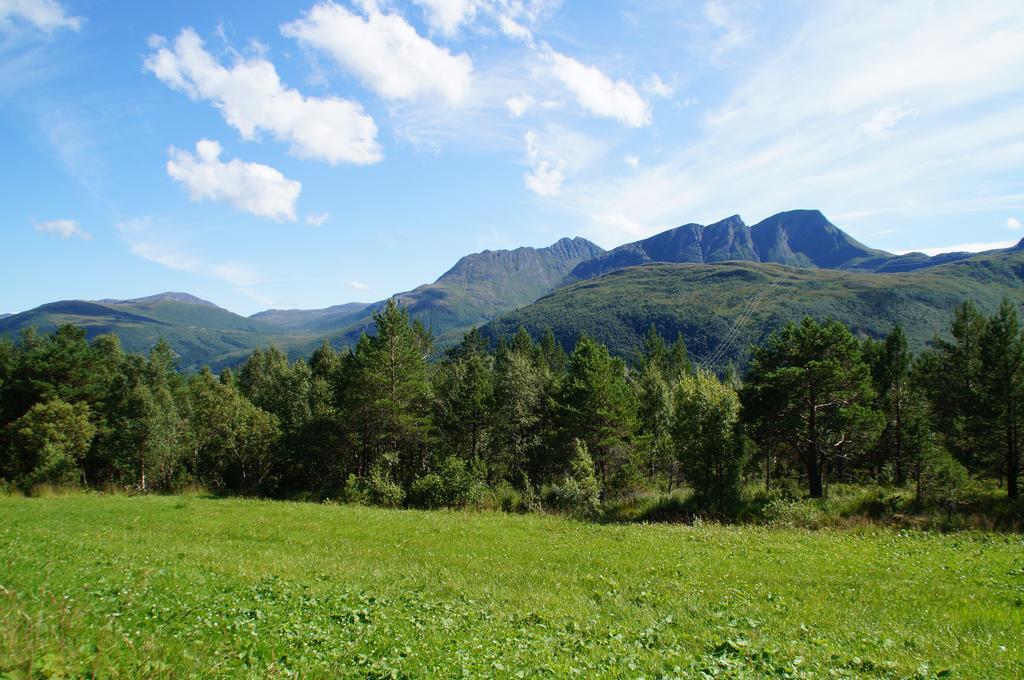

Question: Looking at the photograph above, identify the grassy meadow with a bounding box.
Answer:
[1,494,1022,678]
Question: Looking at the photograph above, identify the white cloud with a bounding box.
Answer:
[0,0,82,32]
[282,1,473,107]
[349,280,370,290]
[643,74,673,98]
[412,0,480,36]
[902,240,1017,257]
[498,15,531,41]
[145,28,380,165]
[505,93,534,117]
[704,0,750,57]
[624,155,639,169]
[33,218,90,239]
[306,212,330,226]
[524,130,564,197]
[411,0,560,41]
[858,104,917,138]
[546,47,650,127]
[166,139,301,222]
[522,125,606,198]
[1007,217,1022,229]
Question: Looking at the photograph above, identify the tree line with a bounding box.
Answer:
[0,298,1020,517]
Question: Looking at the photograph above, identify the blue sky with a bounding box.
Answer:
[2,0,1023,316]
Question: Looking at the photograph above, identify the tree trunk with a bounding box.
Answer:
[806,450,823,498]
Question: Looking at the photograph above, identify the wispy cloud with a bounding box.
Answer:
[305,212,330,226]
[117,218,260,287]
[1008,217,1022,230]
[348,280,370,290]
[898,240,1017,257]
[0,0,82,33]
[33,218,90,239]
[548,2,1024,246]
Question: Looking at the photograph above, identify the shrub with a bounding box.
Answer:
[409,473,446,509]
[760,498,828,529]
[543,440,600,517]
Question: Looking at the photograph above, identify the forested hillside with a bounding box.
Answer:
[488,246,1024,367]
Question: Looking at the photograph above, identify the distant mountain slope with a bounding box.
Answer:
[258,236,605,347]
[251,302,372,332]
[486,244,1024,369]
[1,237,604,369]
[563,209,978,284]
[0,295,291,372]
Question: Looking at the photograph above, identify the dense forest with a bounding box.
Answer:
[0,298,1021,525]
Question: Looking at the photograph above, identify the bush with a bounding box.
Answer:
[409,473,446,509]
[543,440,600,517]
[760,498,828,529]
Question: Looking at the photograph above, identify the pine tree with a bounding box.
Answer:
[557,336,637,495]
[743,317,882,497]
[344,299,433,482]
[978,299,1023,498]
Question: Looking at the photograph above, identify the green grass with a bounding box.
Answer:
[1,495,1022,678]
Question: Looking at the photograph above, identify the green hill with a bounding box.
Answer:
[486,246,1024,368]
[0,294,294,372]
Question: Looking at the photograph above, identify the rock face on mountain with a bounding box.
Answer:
[566,216,755,283]
[564,209,968,283]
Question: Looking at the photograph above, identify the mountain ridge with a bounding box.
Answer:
[4,210,1022,370]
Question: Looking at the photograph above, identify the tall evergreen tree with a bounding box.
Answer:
[434,329,495,465]
[868,326,915,484]
[557,336,637,494]
[344,300,433,482]
[916,301,986,471]
[978,299,1023,498]
[743,317,882,497]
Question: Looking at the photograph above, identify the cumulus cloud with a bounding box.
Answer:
[546,47,650,127]
[624,155,639,169]
[166,139,301,222]
[505,93,534,117]
[0,0,82,32]
[1007,217,1022,229]
[306,212,330,226]
[144,28,380,165]
[282,1,473,106]
[33,218,90,239]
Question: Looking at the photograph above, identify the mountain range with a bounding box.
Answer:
[2,209,1020,370]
